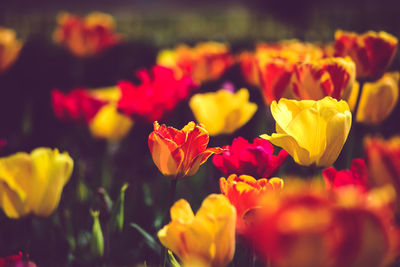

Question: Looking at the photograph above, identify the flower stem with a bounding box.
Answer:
[161,179,178,267]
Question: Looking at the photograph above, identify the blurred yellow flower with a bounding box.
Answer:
[88,87,134,141]
[0,148,73,218]
[261,97,352,167]
[189,88,257,136]
[356,72,399,125]
[0,27,23,73]
[158,194,236,267]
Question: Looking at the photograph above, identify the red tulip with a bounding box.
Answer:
[51,89,106,123]
[213,137,288,178]
[118,65,197,122]
[334,30,398,79]
[323,158,369,192]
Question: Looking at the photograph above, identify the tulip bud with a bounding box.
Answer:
[90,210,104,258]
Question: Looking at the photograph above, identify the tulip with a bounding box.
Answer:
[334,30,398,79]
[249,181,396,267]
[355,72,399,125]
[157,42,234,84]
[213,137,288,178]
[261,97,352,167]
[0,26,23,73]
[53,12,122,57]
[219,174,283,235]
[249,40,326,105]
[88,103,133,141]
[189,88,257,136]
[117,65,197,122]
[52,89,107,123]
[291,57,357,101]
[364,136,400,199]
[52,87,134,141]
[0,148,74,218]
[158,194,236,267]
[148,121,223,179]
[323,158,369,192]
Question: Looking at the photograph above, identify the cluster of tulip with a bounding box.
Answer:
[0,10,400,267]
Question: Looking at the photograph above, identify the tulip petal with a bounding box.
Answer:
[261,133,313,166]
[195,194,236,266]
[29,148,74,216]
[317,111,351,167]
[148,131,184,178]
[185,147,224,177]
[170,199,195,223]
[0,153,32,218]
[89,104,134,141]
[271,99,315,132]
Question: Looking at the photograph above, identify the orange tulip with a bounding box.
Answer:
[219,174,283,235]
[364,136,400,201]
[334,30,398,79]
[148,121,224,179]
[53,12,122,58]
[0,27,23,73]
[157,42,234,84]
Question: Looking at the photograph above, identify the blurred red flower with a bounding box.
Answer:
[52,89,107,123]
[213,137,288,178]
[118,65,197,122]
[323,158,369,192]
[0,252,36,267]
[334,30,398,79]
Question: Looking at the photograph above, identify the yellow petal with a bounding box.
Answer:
[356,72,399,125]
[189,92,226,135]
[196,194,236,267]
[170,199,195,223]
[261,133,313,166]
[317,110,352,166]
[89,104,134,141]
[0,153,33,218]
[29,148,74,216]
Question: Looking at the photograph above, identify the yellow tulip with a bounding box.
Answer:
[88,86,134,141]
[356,72,399,125]
[158,194,236,267]
[89,104,133,141]
[0,148,73,218]
[189,89,257,136]
[261,97,352,167]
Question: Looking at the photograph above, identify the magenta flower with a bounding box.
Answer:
[323,158,369,192]
[212,137,288,178]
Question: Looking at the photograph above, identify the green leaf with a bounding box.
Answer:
[110,183,129,233]
[130,223,161,254]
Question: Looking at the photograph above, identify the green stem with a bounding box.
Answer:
[161,179,178,267]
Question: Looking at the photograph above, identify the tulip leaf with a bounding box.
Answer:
[168,250,181,267]
[130,223,161,254]
[110,183,129,233]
